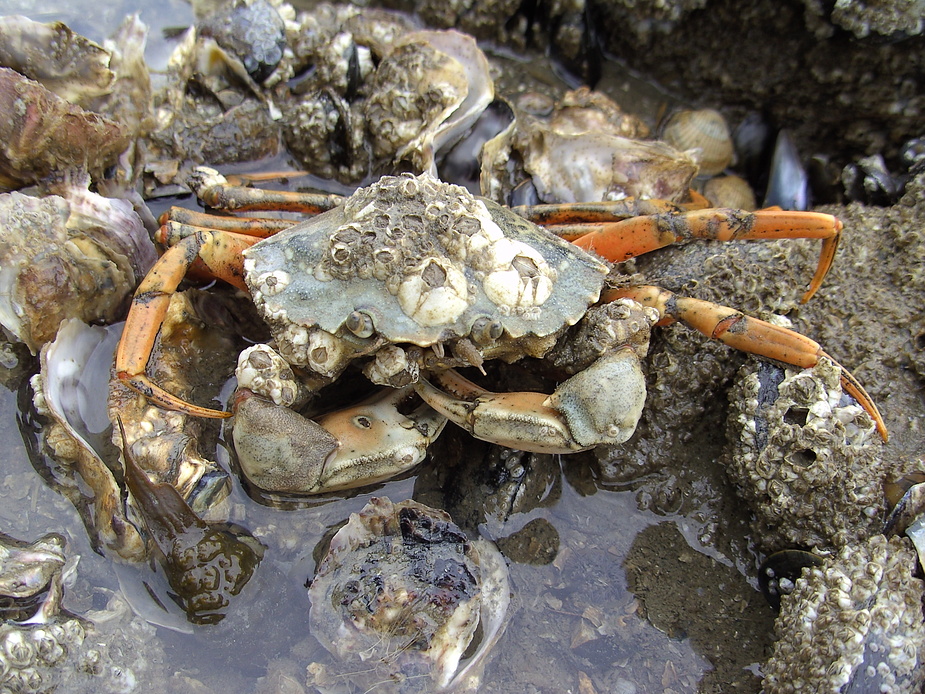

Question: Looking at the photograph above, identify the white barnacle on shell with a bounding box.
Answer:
[254,269,291,297]
[397,257,469,326]
[482,239,554,310]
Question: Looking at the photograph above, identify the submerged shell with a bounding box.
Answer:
[661,108,734,177]
[308,497,511,693]
[31,319,147,562]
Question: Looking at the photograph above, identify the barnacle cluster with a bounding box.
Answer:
[724,356,883,551]
[763,534,925,693]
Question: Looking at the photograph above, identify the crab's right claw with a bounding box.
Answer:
[231,387,446,494]
[415,348,647,453]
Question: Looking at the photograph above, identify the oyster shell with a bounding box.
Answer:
[0,16,152,187]
[31,319,147,562]
[0,181,155,352]
[481,87,695,205]
[308,497,511,693]
[0,68,130,191]
[0,15,114,105]
[366,30,494,176]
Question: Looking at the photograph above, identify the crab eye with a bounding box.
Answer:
[346,310,375,338]
[470,316,503,344]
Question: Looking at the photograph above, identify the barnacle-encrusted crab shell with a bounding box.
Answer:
[243,172,608,380]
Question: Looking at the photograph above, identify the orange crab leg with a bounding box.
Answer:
[162,208,297,239]
[115,230,259,419]
[513,197,700,227]
[555,208,840,303]
[607,285,887,440]
[189,168,344,214]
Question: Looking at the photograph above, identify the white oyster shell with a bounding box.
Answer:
[31,319,146,561]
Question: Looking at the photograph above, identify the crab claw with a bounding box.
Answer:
[415,347,647,453]
[232,387,446,494]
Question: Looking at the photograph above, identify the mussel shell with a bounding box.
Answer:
[763,129,809,210]
[758,549,824,611]
[197,0,286,83]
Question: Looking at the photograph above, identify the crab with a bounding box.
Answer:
[115,168,886,494]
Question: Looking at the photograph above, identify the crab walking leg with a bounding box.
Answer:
[608,285,888,441]
[162,209,297,240]
[188,167,345,214]
[553,208,841,303]
[415,347,647,453]
[115,230,259,419]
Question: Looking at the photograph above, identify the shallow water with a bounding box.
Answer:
[0,1,779,692]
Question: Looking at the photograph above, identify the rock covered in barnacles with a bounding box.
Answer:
[724,356,883,552]
[0,532,87,694]
[308,497,511,693]
[0,531,168,693]
[763,534,925,693]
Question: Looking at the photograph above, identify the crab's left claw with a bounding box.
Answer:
[415,347,647,453]
[232,387,446,494]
